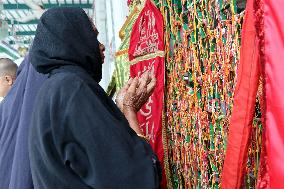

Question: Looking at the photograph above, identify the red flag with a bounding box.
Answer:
[263,0,284,187]
[128,0,168,188]
[222,0,284,188]
[221,0,261,187]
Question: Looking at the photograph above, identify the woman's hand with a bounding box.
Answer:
[123,70,156,114]
[121,70,156,135]
[115,78,132,112]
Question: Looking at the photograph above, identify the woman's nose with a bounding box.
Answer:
[99,43,105,52]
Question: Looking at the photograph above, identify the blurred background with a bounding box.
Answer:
[0,0,128,89]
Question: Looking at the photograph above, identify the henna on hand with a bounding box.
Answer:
[123,70,157,113]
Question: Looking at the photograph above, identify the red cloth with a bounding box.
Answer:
[128,0,167,188]
[222,0,284,188]
[130,57,165,169]
[221,0,261,187]
[264,0,284,187]
[128,0,164,61]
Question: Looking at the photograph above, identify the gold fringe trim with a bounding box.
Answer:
[115,49,128,57]
[162,105,173,189]
[159,0,173,187]
[119,6,140,39]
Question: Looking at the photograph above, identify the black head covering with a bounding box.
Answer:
[30,7,102,82]
[28,8,161,189]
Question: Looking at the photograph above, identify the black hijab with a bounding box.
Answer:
[29,8,161,189]
[30,7,102,82]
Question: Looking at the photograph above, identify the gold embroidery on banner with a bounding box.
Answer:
[130,50,165,65]
[133,9,160,57]
[137,60,156,143]
[140,95,155,143]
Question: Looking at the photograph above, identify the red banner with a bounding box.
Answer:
[128,0,164,61]
[129,0,168,188]
[130,57,164,151]
[222,0,284,188]
[264,0,284,187]
[220,0,261,187]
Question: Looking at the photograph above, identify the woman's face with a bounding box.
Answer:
[99,42,105,64]
[90,20,105,63]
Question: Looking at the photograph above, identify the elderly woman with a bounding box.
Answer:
[28,7,161,189]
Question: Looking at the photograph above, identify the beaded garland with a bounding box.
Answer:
[150,0,262,188]
[108,0,263,187]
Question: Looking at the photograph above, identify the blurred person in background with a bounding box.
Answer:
[0,56,47,189]
[0,58,18,102]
